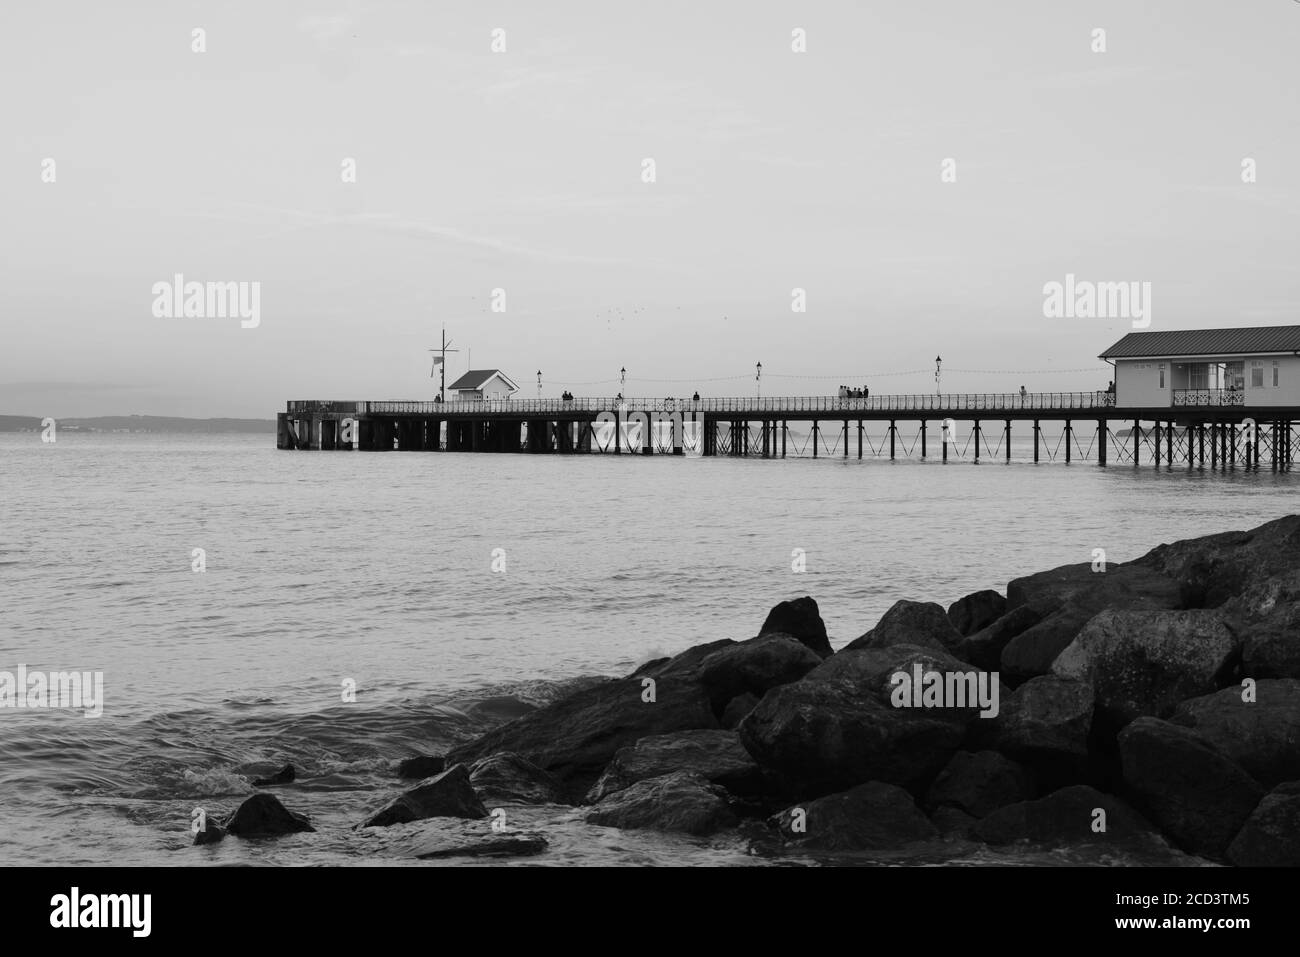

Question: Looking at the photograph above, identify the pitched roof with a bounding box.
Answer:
[1100,326,1300,359]
[447,369,520,392]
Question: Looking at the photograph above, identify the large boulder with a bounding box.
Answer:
[586,730,762,803]
[1117,717,1264,859]
[738,644,997,795]
[1000,561,1182,681]
[955,606,1042,672]
[1132,515,1300,609]
[772,781,938,851]
[445,673,719,798]
[973,785,1163,850]
[1226,782,1300,867]
[1051,609,1238,724]
[973,676,1094,781]
[1168,679,1300,787]
[845,600,963,654]
[224,793,315,837]
[697,634,823,713]
[925,751,1035,819]
[361,764,488,828]
[758,597,833,658]
[1238,602,1300,680]
[397,755,445,780]
[468,752,565,805]
[584,771,736,835]
[948,590,1008,637]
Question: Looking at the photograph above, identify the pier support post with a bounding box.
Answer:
[889,420,896,460]
[920,421,927,458]
[858,421,863,459]
[812,421,819,458]
[973,420,981,463]
[1033,420,1039,463]
[1186,424,1194,468]
[1132,420,1139,466]
[1005,419,1012,463]
[1166,421,1173,465]
[1064,420,1072,464]
[1211,423,1218,469]
[843,420,849,458]
[942,428,948,463]
[1155,422,1161,466]
[782,421,787,458]
[1098,420,1107,466]
[615,409,622,454]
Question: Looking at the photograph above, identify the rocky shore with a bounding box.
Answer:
[198,516,1300,865]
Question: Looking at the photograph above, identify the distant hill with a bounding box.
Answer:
[0,415,274,434]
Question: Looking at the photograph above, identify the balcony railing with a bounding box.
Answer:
[1172,389,1246,407]
[288,392,1118,416]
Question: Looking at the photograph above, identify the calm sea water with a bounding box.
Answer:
[1,432,1294,866]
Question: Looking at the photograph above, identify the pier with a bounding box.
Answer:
[277,392,1298,470]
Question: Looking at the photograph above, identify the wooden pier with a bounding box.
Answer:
[277,393,1298,470]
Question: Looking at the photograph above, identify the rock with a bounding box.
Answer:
[758,596,833,658]
[720,692,760,730]
[634,640,735,679]
[697,634,823,712]
[978,675,1094,766]
[414,833,549,860]
[361,764,488,828]
[955,606,1042,672]
[931,806,980,840]
[845,600,963,654]
[1133,515,1300,609]
[252,764,295,787]
[193,822,226,846]
[948,590,1008,637]
[1118,717,1264,859]
[585,730,762,803]
[224,793,315,837]
[1051,609,1238,724]
[974,785,1161,849]
[468,752,565,805]
[1226,782,1300,867]
[1221,568,1300,624]
[585,771,736,835]
[771,781,938,851]
[925,751,1034,819]
[738,644,994,794]
[1239,602,1300,680]
[445,675,719,798]
[397,755,446,780]
[1169,679,1300,787]
[1000,562,1182,681]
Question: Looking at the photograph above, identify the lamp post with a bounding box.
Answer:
[935,355,943,396]
[620,366,626,397]
[537,370,542,401]
[756,361,762,398]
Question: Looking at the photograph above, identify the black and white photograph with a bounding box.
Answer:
[1,0,1295,940]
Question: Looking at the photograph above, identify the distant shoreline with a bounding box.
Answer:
[0,415,274,434]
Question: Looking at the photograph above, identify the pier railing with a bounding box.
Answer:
[1172,389,1246,407]
[288,392,1117,416]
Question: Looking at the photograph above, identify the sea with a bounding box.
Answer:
[1,431,1294,866]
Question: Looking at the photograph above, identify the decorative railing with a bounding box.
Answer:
[1172,389,1246,407]
[288,392,1118,416]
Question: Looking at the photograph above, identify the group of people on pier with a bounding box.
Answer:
[838,385,870,399]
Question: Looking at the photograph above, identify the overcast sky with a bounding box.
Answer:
[2,0,1298,417]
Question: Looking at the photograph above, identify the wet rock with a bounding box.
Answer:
[1226,782,1300,867]
[585,729,762,803]
[738,644,993,794]
[585,771,736,835]
[468,752,565,805]
[252,764,295,787]
[845,600,963,654]
[398,755,446,780]
[973,785,1162,850]
[1051,608,1238,724]
[1238,601,1300,680]
[193,822,226,846]
[955,606,1042,672]
[720,692,760,730]
[1117,717,1264,859]
[975,675,1094,770]
[771,781,938,851]
[445,675,719,798]
[1168,679,1300,787]
[414,833,549,860]
[931,806,980,840]
[758,596,833,658]
[697,634,822,712]
[224,793,315,837]
[948,590,1007,637]
[361,764,488,828]
[1000,562,1182,681]
[925,750,1034,819]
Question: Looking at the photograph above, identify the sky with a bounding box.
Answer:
[1,0,1298,417]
